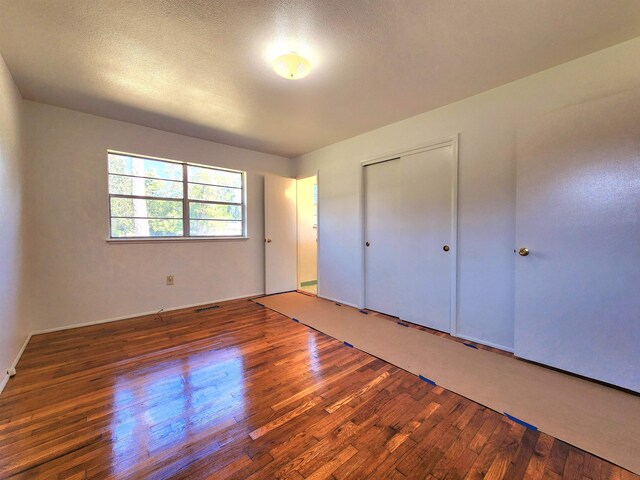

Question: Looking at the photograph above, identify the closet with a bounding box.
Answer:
[364,138,458,333]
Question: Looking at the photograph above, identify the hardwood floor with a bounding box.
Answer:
[0,298,635,479]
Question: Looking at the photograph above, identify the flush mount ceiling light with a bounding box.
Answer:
[272,52,311,80]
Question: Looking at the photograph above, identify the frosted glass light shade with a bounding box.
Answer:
[273,52,311,80]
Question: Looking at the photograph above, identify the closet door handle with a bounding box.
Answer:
[443,245,450,252]
[365,242,371,247]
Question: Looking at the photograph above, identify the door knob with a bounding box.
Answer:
[518,247,529,256]
[365,241,371,247]
[443,245,450,252]
[265,238,272,243]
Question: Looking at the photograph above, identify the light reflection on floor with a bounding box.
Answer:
[307,334,322,374]
[108,347,245,477]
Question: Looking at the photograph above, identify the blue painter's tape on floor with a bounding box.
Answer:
[359,310,369,314]
[419,375,437,386]
[344,341,354,348]
[504,412,538,431]
[292,318,300,322]
[463,342,478,349]
[397,322,409,327]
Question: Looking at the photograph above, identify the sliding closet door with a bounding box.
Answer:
[397,147,454,332]
[515,89,640,392]
[364,140,457,331]
[364,158,402,317]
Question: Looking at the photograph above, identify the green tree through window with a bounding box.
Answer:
[108,152,245,238]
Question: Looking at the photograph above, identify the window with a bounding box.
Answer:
[108,152,246,239]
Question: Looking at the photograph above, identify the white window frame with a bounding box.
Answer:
[107,150,248,242]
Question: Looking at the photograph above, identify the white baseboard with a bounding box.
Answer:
[314,294,513,354]
[0,374,7,396]
[319,296,514,354]
[32,292,265,335]
[456,333,514,353]
[0,333,32,396]
[11,334,32,369]
[2,293,264,397]
[31,292,264,335]
[317,295,361,309]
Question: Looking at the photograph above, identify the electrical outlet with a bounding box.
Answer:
[166,275,174,286]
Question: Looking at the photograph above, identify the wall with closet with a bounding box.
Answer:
[295,38,640,354]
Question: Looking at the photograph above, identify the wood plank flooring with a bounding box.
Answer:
[0,297,636,479]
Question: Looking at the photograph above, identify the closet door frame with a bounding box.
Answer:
[360,134,459,335]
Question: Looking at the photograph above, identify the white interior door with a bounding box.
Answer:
[364,158,402,317]
[515,89,640,392]
[264,175,297,295]
[397,147,454,332]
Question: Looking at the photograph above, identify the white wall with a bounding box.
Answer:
[24,102,294,332]
[0,53,29,381]
[296,38,640,351]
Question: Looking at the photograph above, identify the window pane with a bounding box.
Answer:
[108,154,183,181]
[190,220,242,237]
[111,218,184,237]
[188,183,242,203]
[109,175,183,198]
[189,202,242,220]
[111,198,182,218]
[188,166,241,188]
[107,152,246,239]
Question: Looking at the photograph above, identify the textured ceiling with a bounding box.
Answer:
[1,0,640,158]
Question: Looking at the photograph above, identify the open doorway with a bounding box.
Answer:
[297,175,318,294]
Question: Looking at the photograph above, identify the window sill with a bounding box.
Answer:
[107,236,249,244]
